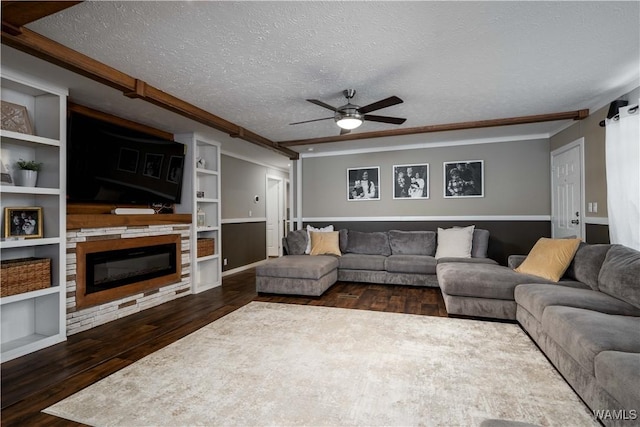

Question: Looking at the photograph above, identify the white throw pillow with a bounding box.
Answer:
[305,225,334,254]
[435,225,475,259]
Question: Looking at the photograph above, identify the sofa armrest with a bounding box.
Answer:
[508,255,527,269]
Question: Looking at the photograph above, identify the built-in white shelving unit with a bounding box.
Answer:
[1,68,68,363]
[174,133,221,293]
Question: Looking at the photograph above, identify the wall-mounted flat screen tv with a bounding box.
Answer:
[67,112,186,205]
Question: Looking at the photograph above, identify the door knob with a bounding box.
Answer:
[571,219,580,225]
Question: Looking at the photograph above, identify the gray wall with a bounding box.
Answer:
[550,86,639,219]
[222,155,266,219]
[221,154,288,272]
[301,139,551,218]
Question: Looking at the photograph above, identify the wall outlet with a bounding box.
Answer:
[249,210,252,217]
[223,258,228,266]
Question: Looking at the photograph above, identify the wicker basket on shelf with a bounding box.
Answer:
[1,257,51,297]
[197,238,215,258]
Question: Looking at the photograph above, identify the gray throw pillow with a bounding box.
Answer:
[471,229,490,258]
[284,229,308,255]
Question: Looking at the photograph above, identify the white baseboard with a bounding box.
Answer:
[221,259,268,277]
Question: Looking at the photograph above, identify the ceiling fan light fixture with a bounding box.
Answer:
[335,112,363,130]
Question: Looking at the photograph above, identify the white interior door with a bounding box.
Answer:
[266,177,283,257]
[551,141,584,239]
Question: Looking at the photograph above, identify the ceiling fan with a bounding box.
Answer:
[290,89,406,135]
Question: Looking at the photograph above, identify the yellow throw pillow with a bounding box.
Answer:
[309,231,341,256]
[515,237,582,282]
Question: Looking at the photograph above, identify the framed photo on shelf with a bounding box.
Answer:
[1,162,13,186]
[347,166,380,201]
[393,163,429,199]
[1,101,33,135]
[4,207,43,238]
[443,160,484,198]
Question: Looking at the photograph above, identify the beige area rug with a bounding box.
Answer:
[44,302,597,426]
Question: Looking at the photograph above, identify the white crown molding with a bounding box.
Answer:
[299,134,550,159]
[221,149,289,173]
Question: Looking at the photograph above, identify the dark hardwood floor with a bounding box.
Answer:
[1,269,446,426]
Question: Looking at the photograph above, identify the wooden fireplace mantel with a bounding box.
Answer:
[67,213,192,229]
[67,203,191,229]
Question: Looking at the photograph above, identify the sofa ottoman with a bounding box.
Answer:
[256,255,339,296]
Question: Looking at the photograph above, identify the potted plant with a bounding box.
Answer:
[16,159,42,187]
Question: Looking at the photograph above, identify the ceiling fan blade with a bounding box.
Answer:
[307,99,339,112]
[363,114,407,125]
[340,128,351,136]
[289,117,334,125]
[358,96,403,114]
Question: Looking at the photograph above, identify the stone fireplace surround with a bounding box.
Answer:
[66,223,191,335]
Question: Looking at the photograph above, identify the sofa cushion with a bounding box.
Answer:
[283,229,308,255]
[437,262,555,300]
[309,231,341,256]
[436,257,498,265]
[563,243,611,290]
[514,283,640,321]
[435,225,474,259]
[385,255,437,274]
[598,244,640,309]
[338,253,387,271]
[471,229,490,258]
[339,229,349,253]
[594,351,640,412]
[256,255,338,280]
[514,237,581,282]
[507,255,527,270]
[345,230,391,256]
[542,306,640,375]
[388,230,436,256]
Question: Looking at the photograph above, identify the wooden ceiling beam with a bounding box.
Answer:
[68,102,175,141]
[1,1,82,34]
[1,26,299,160]
[278,109,590,147]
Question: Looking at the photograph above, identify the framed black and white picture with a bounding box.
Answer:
[166,156,183,183]
[4,206,43,238]
[347,167,380,201]
[143,153,164,179]
[443,160,484,198]
[393,164,429,199]
[117,147,139,173]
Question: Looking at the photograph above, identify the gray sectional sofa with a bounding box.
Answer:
[514,244,640,427]
[258,232,640,424]
[439,242,640,426]
[337,229,496,287]
[256,228,496,296]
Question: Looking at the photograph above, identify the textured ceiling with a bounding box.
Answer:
[6,1,639,168]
